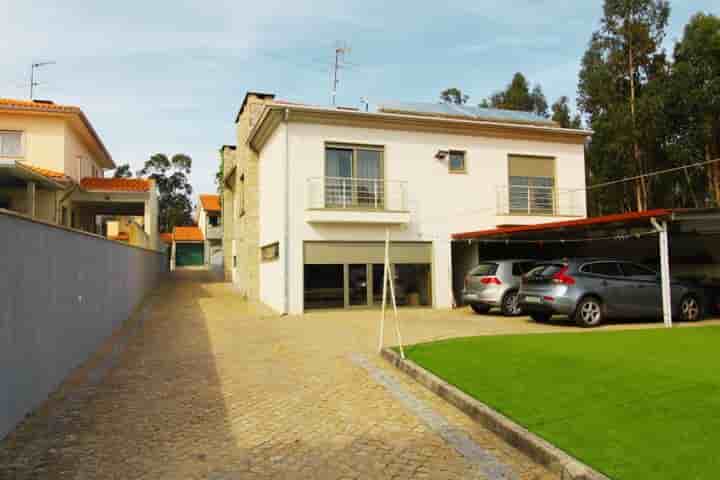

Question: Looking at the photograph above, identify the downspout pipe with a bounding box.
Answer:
[283,108,291,315]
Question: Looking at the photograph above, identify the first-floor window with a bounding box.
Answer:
[508,155,555,215]
[261,242,279,262]
[0,131,22,157]
[325,144,384,208]
[448,150,466,173]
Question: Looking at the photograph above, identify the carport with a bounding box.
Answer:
[452,208,720,326]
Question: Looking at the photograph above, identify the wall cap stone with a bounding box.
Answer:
[0,208,163,255]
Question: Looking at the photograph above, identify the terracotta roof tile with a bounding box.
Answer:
[173,226,204,242]
[80,177,151,192]
[160,233,173,245]
[18,162,68,180]
[199,194,221,212]
[0,98,114,168]
[0,98,81,113]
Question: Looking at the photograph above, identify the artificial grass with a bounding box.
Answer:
[403,327,720,480]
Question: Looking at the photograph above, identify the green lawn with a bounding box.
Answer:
[403,327,720,480]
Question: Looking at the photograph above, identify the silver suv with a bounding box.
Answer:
[518,258,704,327]
[463,260,537,316]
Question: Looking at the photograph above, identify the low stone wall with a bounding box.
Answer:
[0,210,166,438]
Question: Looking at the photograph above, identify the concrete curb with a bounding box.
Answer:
[381,348,611,480]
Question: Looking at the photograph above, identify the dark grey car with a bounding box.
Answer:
[463,260,536,316]
[518,259,704,327]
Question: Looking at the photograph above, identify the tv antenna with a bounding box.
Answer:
[30,61,56,100]
[331,41,351,105]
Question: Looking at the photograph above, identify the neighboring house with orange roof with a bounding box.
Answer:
[168,225,205,269]
[0,98,159,250]
[197,193,222,267]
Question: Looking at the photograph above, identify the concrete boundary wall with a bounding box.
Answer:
[0,209,166,438]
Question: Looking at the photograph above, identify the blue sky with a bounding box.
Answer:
[2,1,717,200]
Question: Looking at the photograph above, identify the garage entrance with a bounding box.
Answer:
[303,241,433,310]
[176,243,204,267]
[452,208,720,323]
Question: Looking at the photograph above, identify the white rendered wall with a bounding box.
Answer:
[258,124,287,312]
[258,120,587,314]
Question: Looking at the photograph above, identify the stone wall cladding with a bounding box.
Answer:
[381,348,611,480]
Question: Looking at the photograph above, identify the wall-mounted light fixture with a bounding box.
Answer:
[434,150,449,160]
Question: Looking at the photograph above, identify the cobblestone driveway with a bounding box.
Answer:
[2,270,614,480]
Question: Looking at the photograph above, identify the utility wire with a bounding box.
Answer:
[583,157,720,191]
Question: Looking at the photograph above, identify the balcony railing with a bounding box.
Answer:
[496,185,585,217]
[307,176,408,211]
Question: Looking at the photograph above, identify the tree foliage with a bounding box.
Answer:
[578,0,671,213]
[138,153,194,233]
[440,88,469,105]
[112,164,133,178]
[483,73,549,117]
[552,96,582,128]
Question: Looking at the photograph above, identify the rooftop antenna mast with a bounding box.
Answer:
[30,61,56,100]
[331,42,350,105]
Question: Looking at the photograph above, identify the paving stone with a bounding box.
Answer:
[0,269,560,479]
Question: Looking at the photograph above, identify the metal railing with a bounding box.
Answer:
[306,176,408,211]
[497,185,585,216]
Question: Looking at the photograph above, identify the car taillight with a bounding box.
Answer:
[552,266,575,285]
[480,276,502,285]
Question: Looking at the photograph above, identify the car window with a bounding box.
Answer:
[526,264,564,278]
[512,262,535,276]
[469,263,498,276]
[620,263,657,277]
[583,262,622,277]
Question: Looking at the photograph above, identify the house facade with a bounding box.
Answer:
[0,98,159,250]
[223,92,590,314]
[198,194,223,267]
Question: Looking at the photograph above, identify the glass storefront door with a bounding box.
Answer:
[347,264,369,306]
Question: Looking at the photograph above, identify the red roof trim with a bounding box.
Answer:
[452,209,673,240]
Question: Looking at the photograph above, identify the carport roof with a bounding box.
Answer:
[453,209,674,240]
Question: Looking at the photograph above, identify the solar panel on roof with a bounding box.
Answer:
[377,101,555,126]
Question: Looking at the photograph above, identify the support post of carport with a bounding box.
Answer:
[651,218,672,327]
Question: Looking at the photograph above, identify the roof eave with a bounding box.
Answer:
[247,104,592,152]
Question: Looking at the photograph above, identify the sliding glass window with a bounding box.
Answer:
[325,144,384,209]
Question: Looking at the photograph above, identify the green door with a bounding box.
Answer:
[176,243,204,266]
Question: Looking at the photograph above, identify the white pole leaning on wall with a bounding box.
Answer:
[378,227,405,358]
[651,218,673,328]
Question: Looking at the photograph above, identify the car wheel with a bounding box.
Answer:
[530,312,551,323]
[575,297,603,327]
[500,290,523,316]
[679,295,702,322]
[470,303,490,314]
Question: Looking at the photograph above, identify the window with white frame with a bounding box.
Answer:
[508,155,556,215]
[0,131,23,157]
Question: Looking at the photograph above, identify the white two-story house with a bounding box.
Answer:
[223,93,590,314]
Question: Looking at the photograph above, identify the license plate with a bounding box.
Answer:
[524,296,541,304]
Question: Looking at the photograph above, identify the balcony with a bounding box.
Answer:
[305,176,410,224]
[205,224,222,240]
[496,185,585,218]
